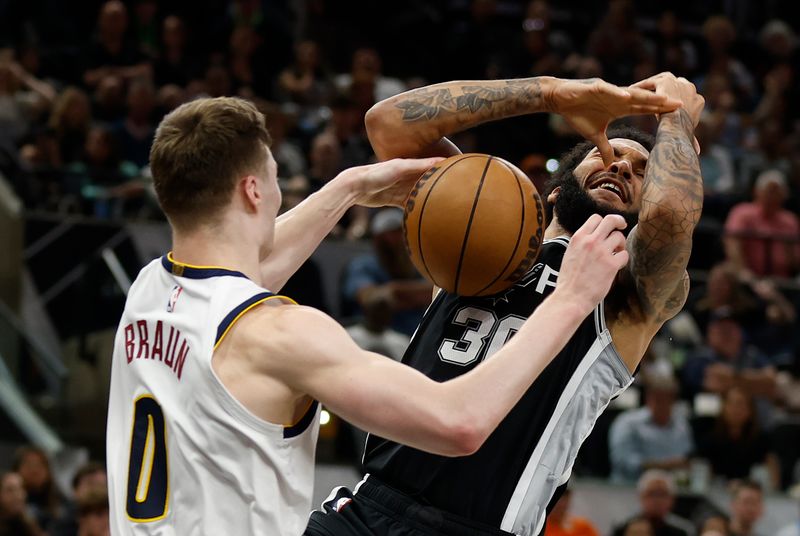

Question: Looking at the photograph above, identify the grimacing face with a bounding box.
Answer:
[572,138,649,213]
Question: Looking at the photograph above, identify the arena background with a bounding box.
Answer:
[0,0,799,534]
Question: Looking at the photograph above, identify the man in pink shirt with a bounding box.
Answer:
[724,169,800,278]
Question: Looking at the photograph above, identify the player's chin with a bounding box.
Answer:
[589,191,627,212]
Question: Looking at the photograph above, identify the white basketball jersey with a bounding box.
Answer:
[106,254,319,536]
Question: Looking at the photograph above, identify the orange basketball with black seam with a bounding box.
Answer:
[403,153,545,297]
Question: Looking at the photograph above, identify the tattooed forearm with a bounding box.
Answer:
[395,79,543,123]
[630,108,703,321]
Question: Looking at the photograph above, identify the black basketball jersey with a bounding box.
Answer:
[363,237,633,536]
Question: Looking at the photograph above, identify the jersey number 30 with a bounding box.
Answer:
[439,306,526,366]
[126,395,169,521]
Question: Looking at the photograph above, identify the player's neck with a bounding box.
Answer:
[171,228,264,284]
[544,217,571,240]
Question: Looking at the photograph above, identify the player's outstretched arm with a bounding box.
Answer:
[260,157,440,291]
[620,73,705,364]
[366,77,681,165]
[260,215,628,456]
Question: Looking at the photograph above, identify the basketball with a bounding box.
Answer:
[403,153,546,297]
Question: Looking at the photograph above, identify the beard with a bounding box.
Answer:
[553,172,639,236]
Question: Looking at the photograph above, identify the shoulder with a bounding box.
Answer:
[224,303,328,356]
[223,303,357,381]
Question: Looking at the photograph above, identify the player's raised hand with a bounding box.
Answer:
[546,78,682,166]
[631,72,705,154]
[555,214,629,314]
[340,157,444,208]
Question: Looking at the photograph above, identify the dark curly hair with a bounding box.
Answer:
[543,126,655,223]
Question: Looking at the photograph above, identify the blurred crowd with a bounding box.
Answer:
[1,0,800,535]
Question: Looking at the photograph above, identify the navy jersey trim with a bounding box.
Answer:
[284,400,319,438]
[161,253,249,280]
[215,291,275,346]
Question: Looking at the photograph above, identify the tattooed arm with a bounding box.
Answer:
[365,77,681,165]
[611,73,705,371]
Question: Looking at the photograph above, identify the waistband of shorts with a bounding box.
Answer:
[357,475,515,536]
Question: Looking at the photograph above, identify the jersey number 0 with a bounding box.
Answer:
[126,395,169,522]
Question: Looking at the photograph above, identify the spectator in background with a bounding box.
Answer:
[624,518,656,536]
[227,25,270,98]
[519,152,551,194]
[262,102,306,179]
[507,0,572,78]
[648,11,698,78]
[52,462,107,536]
[682,313,776,403]
[0,472,41,536]
[0,56,56,150]
[276,39,333,108]
[696,387,778,487]
[307,131,341,192]
[345,291,410,362]
[71,463,107,505]
[611,470,695,536]
[544,487,600,536]
[91,74,126,123]
[334,47,405,104]
[686,262,795,360]
[737,119,793,197]
[82,1,151,89]
[696,15,756,110]
[155,83,186,116]
[131,0,159,59]
[64,124,142,217]
[200,63,232,99]
[699,515,729,536]
[340,208,432,336]
[75,490,109,536]
[695,116,737,219]
[12,446,64,534]
[698,73,747,160]
[323,92,373,170]
[729,481,765,536]
[586,0,647,84]
[48,87,92,166]
[609,373,693,483]
[113,77,156,168]
[308,95,374,240]
[724,169,800,280]
[153,16,200,88]
[776,487,800,536]
[275,175,328,313]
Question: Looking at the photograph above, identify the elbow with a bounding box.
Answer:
[441,415,488,457]
[364,104,385,137]
[364,104,393,155]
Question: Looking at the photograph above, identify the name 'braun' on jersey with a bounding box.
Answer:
[363,237,634,536]
[106,255,319,536]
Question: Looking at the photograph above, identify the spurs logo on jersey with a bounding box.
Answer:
[107,254,319,536]
[363,238,634,536]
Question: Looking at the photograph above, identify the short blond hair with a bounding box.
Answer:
[150,97,271,228]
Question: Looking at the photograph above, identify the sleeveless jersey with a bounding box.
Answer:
[106,254,319,536]
[363,238,633,536]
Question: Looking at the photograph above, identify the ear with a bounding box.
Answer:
[547,186,561,205]
[241,175,262,212]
